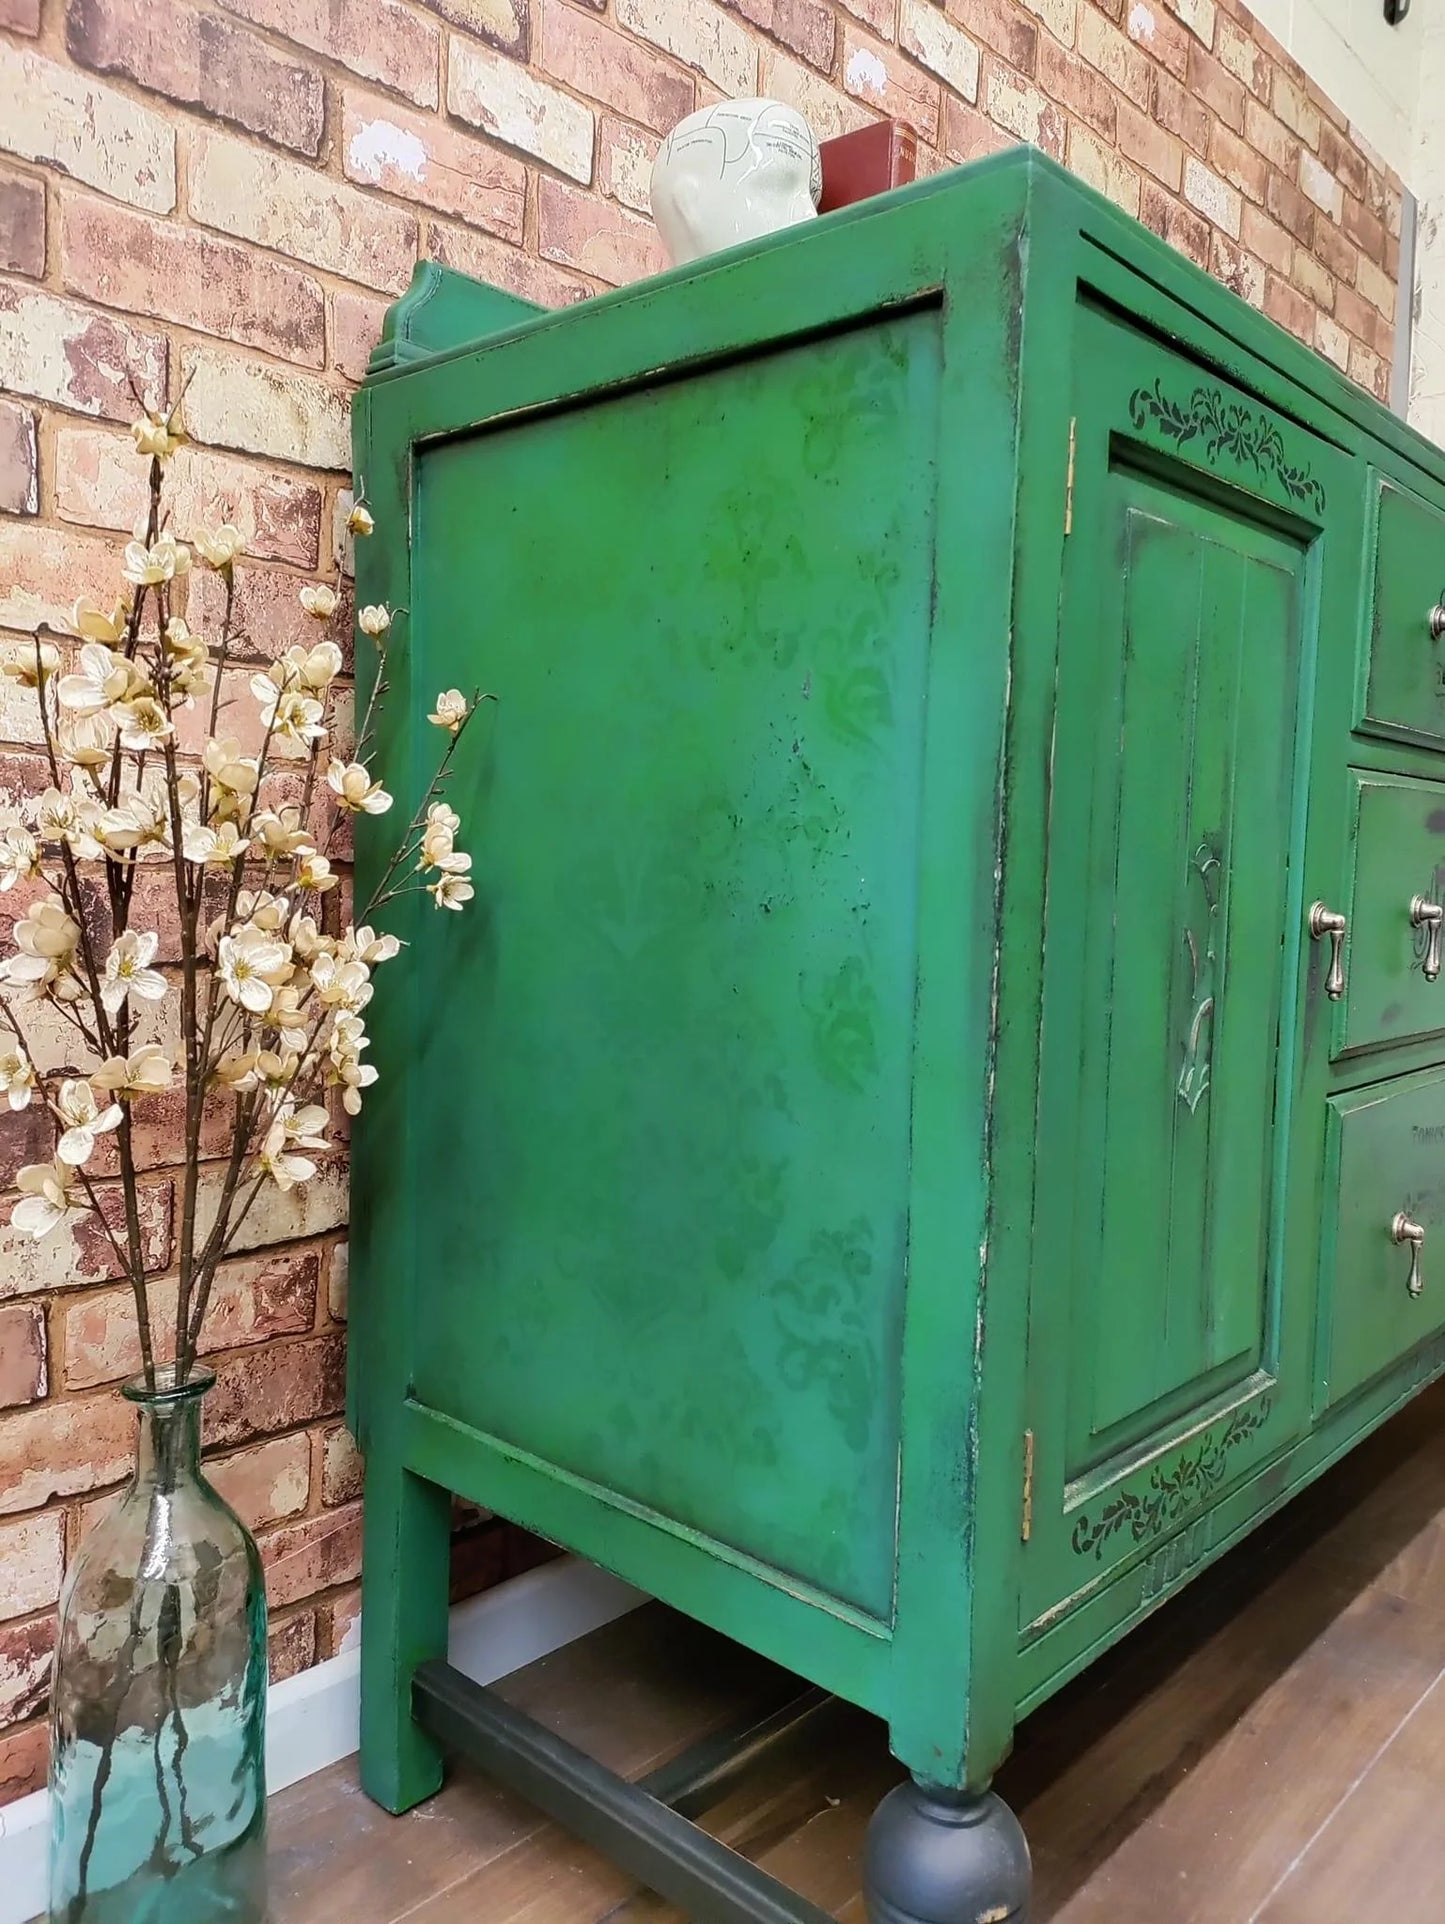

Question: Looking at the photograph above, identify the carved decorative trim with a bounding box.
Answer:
[1178,839,1222,1113]
[1070,1399,1273,1561]
[1128,381,1326,513]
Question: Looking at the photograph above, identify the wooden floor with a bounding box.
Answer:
[268,1382,1445,1923]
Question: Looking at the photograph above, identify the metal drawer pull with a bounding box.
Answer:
[1393,1212,1427,1298]
[1430,598,1445,642]
[1411,895,1445,981]
[1309,902,1348,1000]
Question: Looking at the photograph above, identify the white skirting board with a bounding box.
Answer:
[0,1556,645,1924]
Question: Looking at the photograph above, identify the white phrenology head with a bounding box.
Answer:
[651,98,823,267]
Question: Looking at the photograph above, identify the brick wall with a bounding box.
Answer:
[0,0,1406,1806]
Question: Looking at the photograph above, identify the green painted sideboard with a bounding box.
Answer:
[350,147,1445,1920]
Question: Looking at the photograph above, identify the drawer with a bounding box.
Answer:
[1359,477,1445,749]
[1319,1068,1445,1413]
[1331,771,1445,1059]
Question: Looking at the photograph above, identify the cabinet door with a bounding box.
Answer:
[1021,309,1340,1627]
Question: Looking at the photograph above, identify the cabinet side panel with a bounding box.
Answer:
[405,312,943,1622]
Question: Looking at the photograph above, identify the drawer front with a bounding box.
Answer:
[1336,771,1445,1058]
[1320,1069,1445,1413]
[1360,477,1445,748]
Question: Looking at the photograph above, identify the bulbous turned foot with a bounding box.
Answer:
[863,1780,1032,1924]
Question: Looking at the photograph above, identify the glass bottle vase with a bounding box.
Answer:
[47,1366,269,1923]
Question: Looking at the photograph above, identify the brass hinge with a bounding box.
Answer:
[1021,1428,1035,1542]
[1064,417,1076,536]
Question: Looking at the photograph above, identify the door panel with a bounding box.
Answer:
[1023,309,1326,1625]
[1358,477,1445,750]
[1332,771,1445,1060]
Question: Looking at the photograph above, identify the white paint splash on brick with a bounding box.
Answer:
[1127,2,1156,43]
[844,45,888,97]
[346,117,428,185]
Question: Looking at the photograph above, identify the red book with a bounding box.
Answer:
[817,120,919,215]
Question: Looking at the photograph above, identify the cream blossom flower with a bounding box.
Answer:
[0,820,40,891]
[357,604,391,637]
[1,898,80,998]
[258,1118,316,1192]
[218,926,291,1014]
[346,502,374,538]
[192,524,245,570]
[182,820,250,866]
[71,597,130,645]
[250,678,324,747]
[11,1161,77,1240]
[131,410,184,461]
[202,738,260,809]
[0,1047,34,1111]
[1,641,60,688]
[299,584,338,620]
[287,914,331,963]
[58,711,116,770]
[326,1011,377,1115]
[262,984,308,1054]
[249,808,313,861]
[93,1046,173,1098]
[326,760,392,815]
[345,925,401,966]
[253,1047,302,1088]
[101,930,167,1016]
[58,643,143,716]
[114,696,174,752]
[293,851,338,894]
[308,953,372,1013]
[54,1078,124,1167]
[122,534,191,586]
[212,1048,260,1091]
[428,689,468,733]
[428,871,474,911]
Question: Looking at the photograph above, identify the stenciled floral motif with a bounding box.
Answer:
[1128,381,1326,513]
[1069,1399,1272,1560]
[774,1217,880,1452]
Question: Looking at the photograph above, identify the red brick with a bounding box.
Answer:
[0,285,168,424]
[209,1432,312,1531]
[1117,100,1182,189]
[984,63,1065,157]
[189,559,353,668]
[1036,37,1117,139]
[342,90,526,242]
[422,0,529,56]
[1186,41,1244,133]
[0,0,40,29]
[841,26,942,139]
[320,1582,362,1658]
[0,1614,54,1727]
[427,220,601,309]
[330,289,390,383]
[598,117,661,215]
[0,1178,172,1300]
[837,0,898,36]
[1314,311,1349,371]
[269,1609,318,1682]
[1151,69,1210,157]
[1335,280,1384,351]
[0,1511,65,1617]
[54,426,323,569]
[1265,169,1315,245]
[1183,155,1241,236]
[1316,121,1366,202]
[537,175,668,286]
[942,92,1016,162]
[0,1718,46,1803]
[1209,122,1266,203]
[1070,125,1142,216]
[1139,178,1211,268]
[1242,97,1297,172]
[0,1302,45,1408]
[65,0,324,156]
[944,0,1035,71]
[1214,12,1268,96]
[1305,74,1348,134]
[203,1332,347,1450]
[1122,0,1189,78]
[0,167,44,279]
[1240,202,1293,274]
[321,1422,364,1505]
[63,1249,321,1389]
[722,0,835,68]
[59,193,325,367]
[1263,269,1314,341]
[0,1393,134,1514]
[1349,336,1387,400]
[223,0,439,106]
[1289,243,1335,313]
[1272,69,1320,150]
[1078,6,1150,105]
[260,1500,363,1609]
[1341,194,1386,268]
[0,400,37,517]
[1163,0,1214,43]
[1311,209,1356,284]
[1354,250,1395,327]
[539,0,695,135]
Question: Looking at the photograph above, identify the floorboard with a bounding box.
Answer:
[267,1381,1445,1923]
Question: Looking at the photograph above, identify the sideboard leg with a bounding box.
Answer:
[359,1462,452,1815]
[863,1779,1031,1924]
